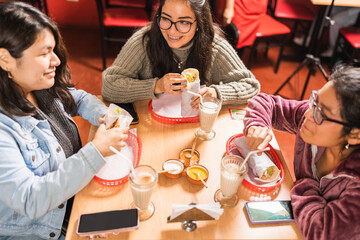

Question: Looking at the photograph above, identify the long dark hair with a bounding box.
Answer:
[144,0,220,84]
[331,64,360,136]
[0,1,76,116]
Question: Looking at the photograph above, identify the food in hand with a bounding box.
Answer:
[181,68,199,83]
[104,104,133,130]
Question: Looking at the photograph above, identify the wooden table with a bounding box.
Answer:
[310,0,360,7]
[66,99,302,240]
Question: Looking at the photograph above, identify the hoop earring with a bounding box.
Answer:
[7,71,13,79]
[345,143,350,150]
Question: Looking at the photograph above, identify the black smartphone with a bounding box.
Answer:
[76,209,139,237]
[114,102,139,125]
[244,200,294,224]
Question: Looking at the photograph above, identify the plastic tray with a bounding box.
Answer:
[225,133,285,193]
[148,100,199,124]
[94,131,142,186]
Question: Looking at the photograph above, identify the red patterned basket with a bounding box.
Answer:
[225,133,285,193]
[148,100,200,124]
[94,131,142,186]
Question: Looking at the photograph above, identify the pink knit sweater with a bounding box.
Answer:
[244,93,360,240]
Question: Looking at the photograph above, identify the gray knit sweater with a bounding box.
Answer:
[102,26,260,105]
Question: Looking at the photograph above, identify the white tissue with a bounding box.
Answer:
[169,202,223,221]
[181,80,200,117]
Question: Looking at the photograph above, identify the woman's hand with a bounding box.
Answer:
[222,7,234,25]
[154,73,187,95]
[245,126,272,153]
[91,123,129,157]
[191,87,217,109]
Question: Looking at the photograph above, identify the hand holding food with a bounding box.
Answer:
[104,104,133,130]
[92,124,128,157]
[92,104,134,157]
[155,73,187,95]
[234,136,280,183]
[245,126,273,154]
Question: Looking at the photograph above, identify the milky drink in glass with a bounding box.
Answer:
[200,101,220,132]
[214,155,248,207]
[130,172,156,210]
[221,162,246,196]
[196,96,222,141]
[129,165,158,221]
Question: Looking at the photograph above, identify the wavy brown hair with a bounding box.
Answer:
[144,0,222,85]
[0,1,76,116]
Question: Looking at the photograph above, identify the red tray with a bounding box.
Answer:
[148,100,199,124]
[226,133,285,193]
[94,131,142,186]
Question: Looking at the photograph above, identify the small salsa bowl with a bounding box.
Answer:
[179,148,200,167]
[162,159,184,179]
[185,165,209,185]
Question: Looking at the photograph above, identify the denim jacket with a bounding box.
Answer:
[0,88,108,239]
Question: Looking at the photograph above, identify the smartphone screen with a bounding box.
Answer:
[77,209,138,235]
[244,200,294,224]
[114,102,139,125]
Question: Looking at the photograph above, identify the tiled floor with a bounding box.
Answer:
[63,26,331,181]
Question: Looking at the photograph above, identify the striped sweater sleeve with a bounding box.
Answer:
[101,27,158,103]
[209,34,260,105]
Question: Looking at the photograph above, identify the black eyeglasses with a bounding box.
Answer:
[309,90,350,126]
[157,16,197,34]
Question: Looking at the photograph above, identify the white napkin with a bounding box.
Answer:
[169,203,223,221]
[181,82,200,117]
[95,129,137,180]
[152,94,182,117]
[181,68,200,117]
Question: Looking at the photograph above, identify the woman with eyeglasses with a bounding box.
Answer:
[102,0,260,108]
[243,64,360,240]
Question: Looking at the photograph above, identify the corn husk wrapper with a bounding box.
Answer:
[181,68,200,117]
[104,103,133,129]
[233,136,280,183]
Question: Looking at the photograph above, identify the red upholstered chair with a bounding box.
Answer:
[331,12,360,67]
[268,0,317,46]
[106,0,147,8]
[229,0,291,73]
[332,27,360,66]
[22,0,48,15]
[94,0,152,70]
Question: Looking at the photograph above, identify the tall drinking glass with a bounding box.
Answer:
[195,96,222,141]
[214,155,248,207]
[129,165,158,221]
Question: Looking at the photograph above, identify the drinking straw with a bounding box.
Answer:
[186,136,198,159]
[239,147,271,171]
[187,90,203,104]
[190,136,198,156]
[109,146,136,177]
[197,172,208,188]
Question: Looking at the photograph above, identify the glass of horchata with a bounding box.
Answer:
[195,96,222,141]
[214,155,248,207]
[129,165,158,221]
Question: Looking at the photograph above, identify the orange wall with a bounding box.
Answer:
[47,0,99,28]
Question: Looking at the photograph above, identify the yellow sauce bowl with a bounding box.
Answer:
[186,165,209,185]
